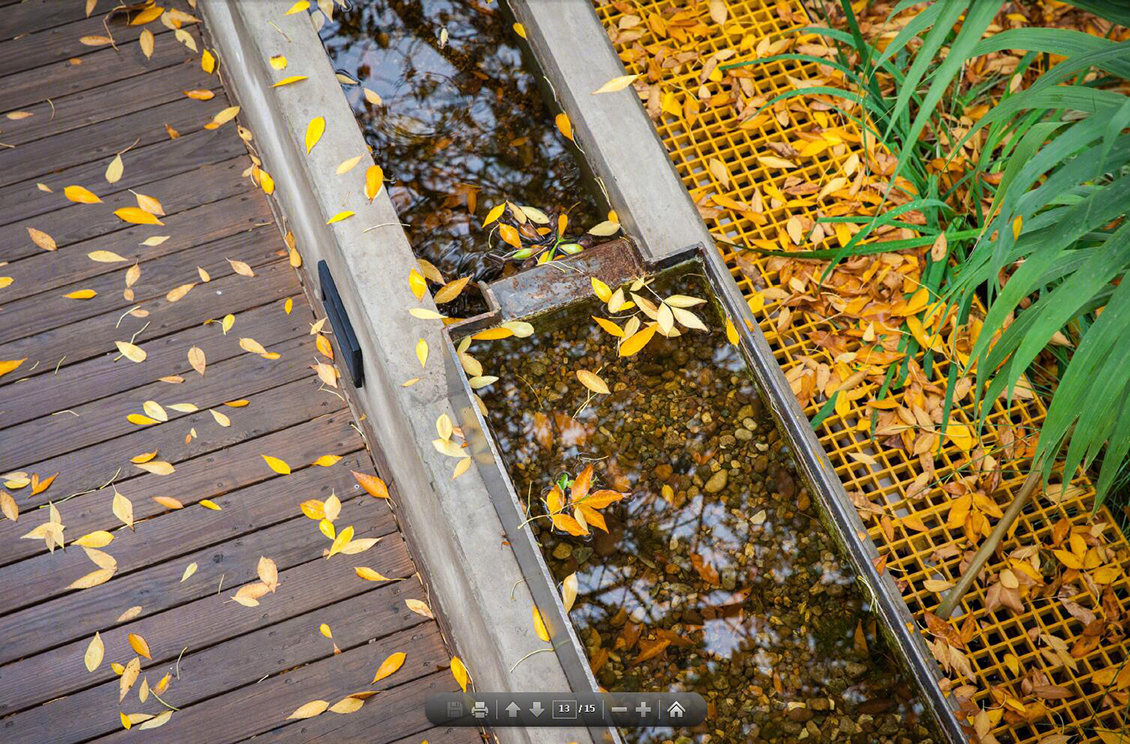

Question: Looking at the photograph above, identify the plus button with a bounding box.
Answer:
[635,701,652,719]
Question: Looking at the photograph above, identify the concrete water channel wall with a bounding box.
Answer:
[200,1,966,742]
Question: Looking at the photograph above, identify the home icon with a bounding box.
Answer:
[667,701,685,719]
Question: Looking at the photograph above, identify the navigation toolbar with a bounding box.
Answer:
[425,692,707,728]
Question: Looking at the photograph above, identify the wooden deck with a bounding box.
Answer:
[0,3,478,743]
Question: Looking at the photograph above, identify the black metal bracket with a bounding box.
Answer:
[317,260,363,388]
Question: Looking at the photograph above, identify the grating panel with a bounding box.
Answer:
[593,1,1130,742]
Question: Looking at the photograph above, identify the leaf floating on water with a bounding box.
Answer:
[27,227,56,251]
[263,455,291,475]
[352,471,390,499]
[305,116,325,153]
[576,369,610,395]
[84,632,104,672]
[115,341,147,363]
[287,700,329,720]
[592,74,639,94]
[555,112,573,141]
[433,277,469,304]
[372,652,406,682]
[65,185,102,204]
[482,203,505,227]
[364,165,383,202]
[619,323,657,357]
[451,655,469,692]
[562,573,577,612]
[363,87,382,106]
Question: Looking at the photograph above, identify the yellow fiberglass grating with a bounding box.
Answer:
[594,1,1130,743]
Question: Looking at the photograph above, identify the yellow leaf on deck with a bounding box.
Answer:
[408,269,427,300]
[115,341,147,363]
[127,413,159,426]
[228,258,255,277]
[313,454,341,467]
[64,289,97,299]
[115,207,163,226]
[326,210,354,224]
[128,633,151,659]
[415,339,428,368]
[305,117,325,153]
[84,632,104,672]
[105,154,124,183]
[287,700,328,720]
[184,89,214,100]
[262,455,291,475]
[372,651,406,682]
[165,283,195,302]
[285,0,309,14]
[336,155,362,174]
[0,359,25,379]
[352,471,390,499]
[405,599,434,619]
[451,656,468,692]
[204,106,239,130]
[270,55,288,70]
[74,531,114,548]
[27,227,56,251]
[329,696,366,714]
[135,192,165,216]
[328,525,354,558]
[200,499,221,511]
[112,489,134,528]
[129,6,162,24]
[89,250,127,263]
[65,185,102,203]
[201,49,216,74]
[69,567,115,590]
[138,462,175,477]
[355,566,391,582]
[239,337,267,354]
[188,346,206,375]
[180,562,198,582]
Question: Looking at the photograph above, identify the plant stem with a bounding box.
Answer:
[936,466,1043,619]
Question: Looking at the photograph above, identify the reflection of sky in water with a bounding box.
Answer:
[477,272,932,742]
[319,0,601,301]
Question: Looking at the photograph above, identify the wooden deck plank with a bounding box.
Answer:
[0,332,319,467]
[0,3,466,742]
[91,633,455,744]
[0,535,417,714]
[0,389,351,553]
[1,591,430,743]
[0,25,200,111]
[0,296,309,427]
[0,10,175,78]
[0,256,289,376]
[390,727,483,744]
[0,446,372,616]
[0,126,240,229]
[0,61,219,149]
[0,91,230,186]
[0,226,279,346]
[1,190,271,303]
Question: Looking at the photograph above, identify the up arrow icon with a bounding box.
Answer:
[530,701,545,717]
[506,702,521,718]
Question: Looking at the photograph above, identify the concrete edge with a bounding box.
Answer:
[510,0,714,264]
[197,3,594,742]
[512,1,967,742]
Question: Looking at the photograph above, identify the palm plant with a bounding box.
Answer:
[729,0,1130,509]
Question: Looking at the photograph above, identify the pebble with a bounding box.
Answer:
[704,470,728,493]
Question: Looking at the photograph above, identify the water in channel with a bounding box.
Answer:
[319,0,604,316]
[473,269,938,743]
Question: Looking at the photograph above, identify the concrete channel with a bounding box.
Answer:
[201,1,966,742]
